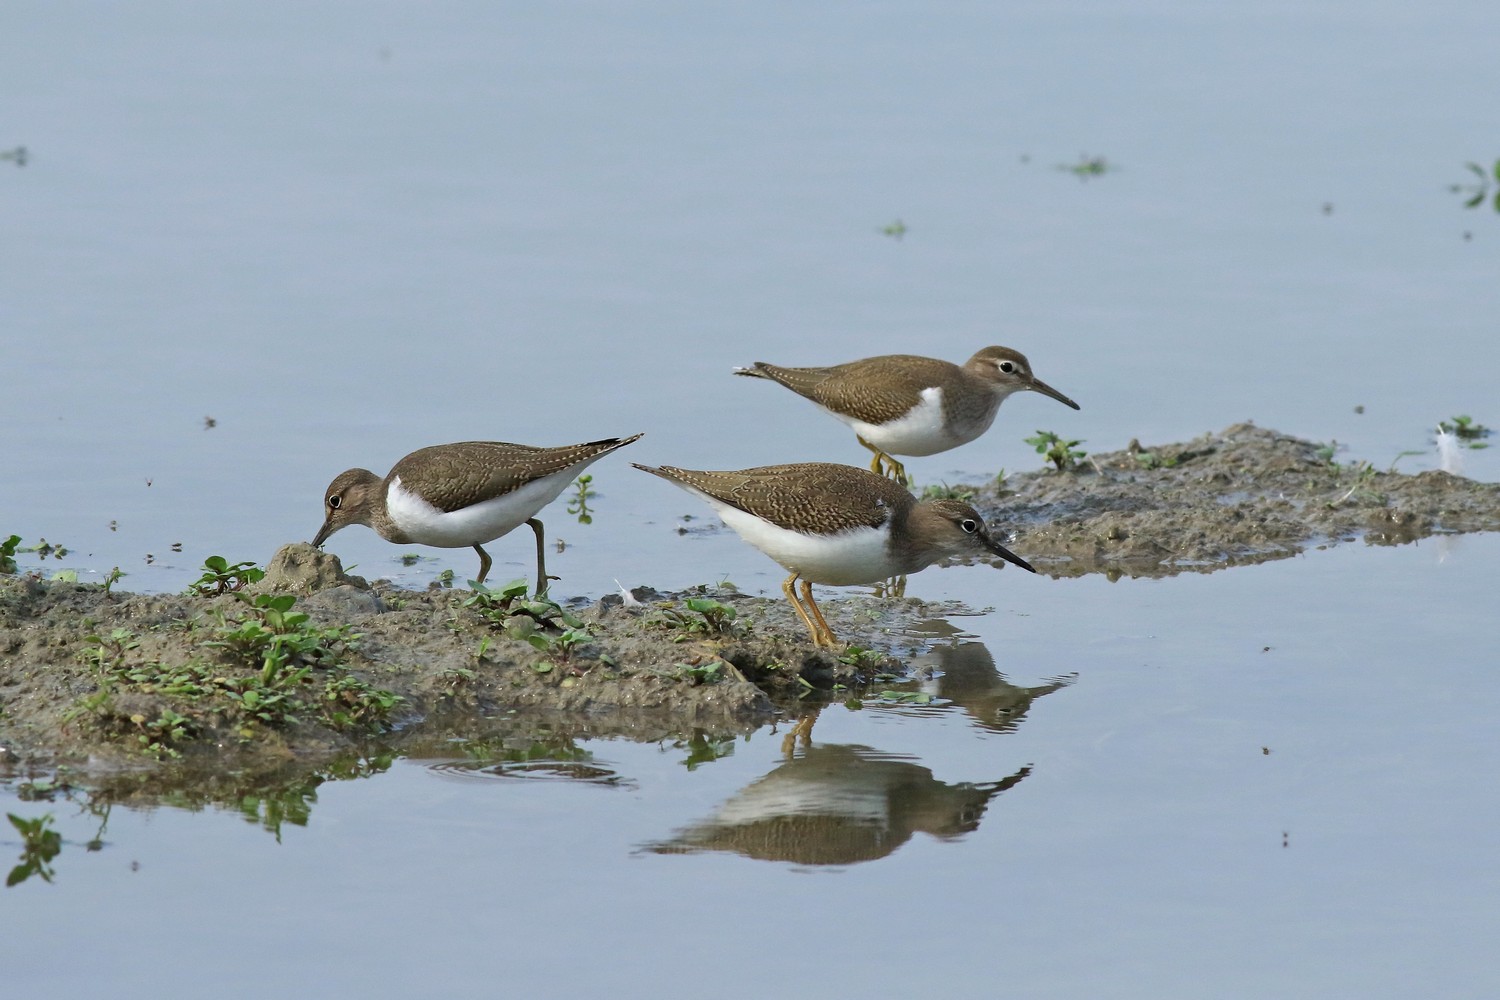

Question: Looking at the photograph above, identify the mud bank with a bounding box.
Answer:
[2,423,1496,796]
[989,422,1500,576]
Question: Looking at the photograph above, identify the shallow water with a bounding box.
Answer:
[6,536,1498,997]
[3,2,1500,996]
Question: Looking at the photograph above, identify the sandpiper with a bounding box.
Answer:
[313,434,642,592]
[633,461,1035,647]
[735,346,1079,482]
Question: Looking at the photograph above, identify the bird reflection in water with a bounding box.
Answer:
[643,639,1072,865]
[642,709,1029,866]
[911,640,1075,734]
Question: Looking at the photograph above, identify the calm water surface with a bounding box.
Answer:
[3,2,1499,996]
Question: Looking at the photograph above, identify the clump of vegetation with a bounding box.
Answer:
[0,534,19,574]
[463,579,594,668]
[873,690,936,705]
[566,474,597,524]
[1025,430,1087,471]
[1057,154,1113,179]
[649,596,743,640]
[1450,160,1500,212]
[920,482,977,502]
[28,538,68,560]
[67,591,396,758]
[1327,460,1385,509]
[672,660,725,685]
[881,218,907,240]
[1130,443,1177,470]
[6,813,61,887]
[186,556,265,596]
[838,645,887,669]
[673,731,736,769]
[1439,415,1491,448]
[204,593,356,682]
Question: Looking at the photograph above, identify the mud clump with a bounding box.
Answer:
[988,422,1500,577]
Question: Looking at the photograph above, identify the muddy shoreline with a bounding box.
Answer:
[3,423,1497,802]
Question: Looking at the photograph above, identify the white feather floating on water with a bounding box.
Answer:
[1437,425,1464,476]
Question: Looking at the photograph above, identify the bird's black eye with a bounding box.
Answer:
[961,518,979,533]
[328,495,342,510]
[998,361,1016,374]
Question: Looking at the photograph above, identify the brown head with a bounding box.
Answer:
[901,498,1036,575]
[312,468,383,547]
[964,346,1080,410]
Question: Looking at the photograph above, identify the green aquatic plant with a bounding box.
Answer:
[674,731,736,770]
[1058,154,1113,179]
[136,709,192,759]
[463,578,591,664]
[23,538,68,561]
[1450,160,1500,212]
[1025,430,1086,471]
[650,596,742,640]
[566,474,597,524]
[1439,414,1491,447]
[673,660,725,685]
[186,556,265,596]
[81,628,140,671]
[320,675,402,731]
[206,593,358,684]
[838,645,886,669]
[0,534,19,574]
[1133,449,1177,470]
[6,813,61,887]
[873,690,936,705]
[920,482,977,502]
[881,218,907,240]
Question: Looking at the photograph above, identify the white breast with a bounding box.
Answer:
[831,387,995,457]
[385,471,575,548]
[710,499,895,586]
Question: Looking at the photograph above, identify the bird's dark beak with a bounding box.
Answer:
[987,537,1036,574]
[312,521,333,548]
[1027,376,1080,411]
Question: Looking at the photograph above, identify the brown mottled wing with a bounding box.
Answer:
[642,462,911,534]
[747,355,961,424]
[394,436,638,513]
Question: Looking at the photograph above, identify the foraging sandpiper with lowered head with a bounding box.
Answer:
[634,461,1035,647]
[314,434,642,593]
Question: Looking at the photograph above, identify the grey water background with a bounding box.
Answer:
[4,3,1500,997]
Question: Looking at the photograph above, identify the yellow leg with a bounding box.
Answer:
[856,436,909,484]
[780,709,820,756]
[782,574,821,645]
[526,518,553,596]
[800,578,840,647]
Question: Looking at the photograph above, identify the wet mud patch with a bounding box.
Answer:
[986,422,1500,577]
[0,560,937,776]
